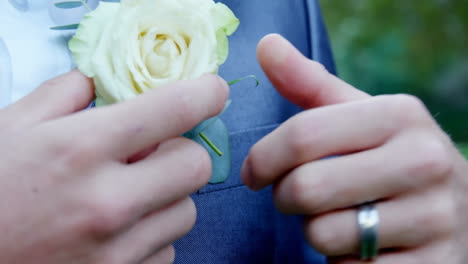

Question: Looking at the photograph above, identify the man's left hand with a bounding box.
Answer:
[242,34,468,263]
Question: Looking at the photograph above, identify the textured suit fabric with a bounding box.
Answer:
[174,0,335,263]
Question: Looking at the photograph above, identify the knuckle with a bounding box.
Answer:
[410,135,454,183]
[382,94,430,125]
[286,117,316,160]
[48,136,101,170]
[81,194,134,237]
[417,195,456,239]
[305,217,342,255]
[307,60,329,79]
[286,173,309,209]
[68,141,101,168]
[285,169,325,213]
[392,94,425,113]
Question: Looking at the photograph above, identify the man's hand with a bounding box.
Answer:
[242,34,468,263]
[0,71,228,264]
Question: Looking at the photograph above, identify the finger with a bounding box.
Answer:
[328,252,418,264]
[141,245,175,264]
[47,74,228,160]
[101,198,194,264]
[242,94,435,190]
[328,241,452,264]
[127,143,160,164]
[303,189,454,256]
[1,70,94,130]
[257,34,369,109]
[94,137,210,219]
[273,128,452,214]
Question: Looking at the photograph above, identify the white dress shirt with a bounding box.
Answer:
[0,0,99,108]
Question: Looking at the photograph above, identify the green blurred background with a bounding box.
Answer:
[320,0,467,156]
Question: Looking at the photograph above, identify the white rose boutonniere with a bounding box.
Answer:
[61,0,245,184]
[69,0,239,105]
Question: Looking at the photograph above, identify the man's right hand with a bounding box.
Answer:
[0,70,228,264]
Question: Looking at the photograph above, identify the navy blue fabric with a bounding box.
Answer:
[174,0,335,263]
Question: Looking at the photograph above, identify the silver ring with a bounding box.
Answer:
[358,202,379,261]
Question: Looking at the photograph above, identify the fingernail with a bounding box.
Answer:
[259,33,291,66]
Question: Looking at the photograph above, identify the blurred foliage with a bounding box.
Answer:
[320,0,467,141]
[459,143,468,159]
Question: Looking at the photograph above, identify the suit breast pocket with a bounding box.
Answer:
[197,123,280,195]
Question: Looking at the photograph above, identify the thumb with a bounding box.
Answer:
[257,34,369,109]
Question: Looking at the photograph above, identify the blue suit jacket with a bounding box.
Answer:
[175,0,335,263]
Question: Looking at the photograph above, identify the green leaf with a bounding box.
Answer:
[50,24,80,30]
[212,3,240,36]
[211,3,240,65]
[54,1,83,8]
[228,75,259,87]
[184,119,231,184]
[215,31,229,65]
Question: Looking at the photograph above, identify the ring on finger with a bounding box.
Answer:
[358,202,379,261]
